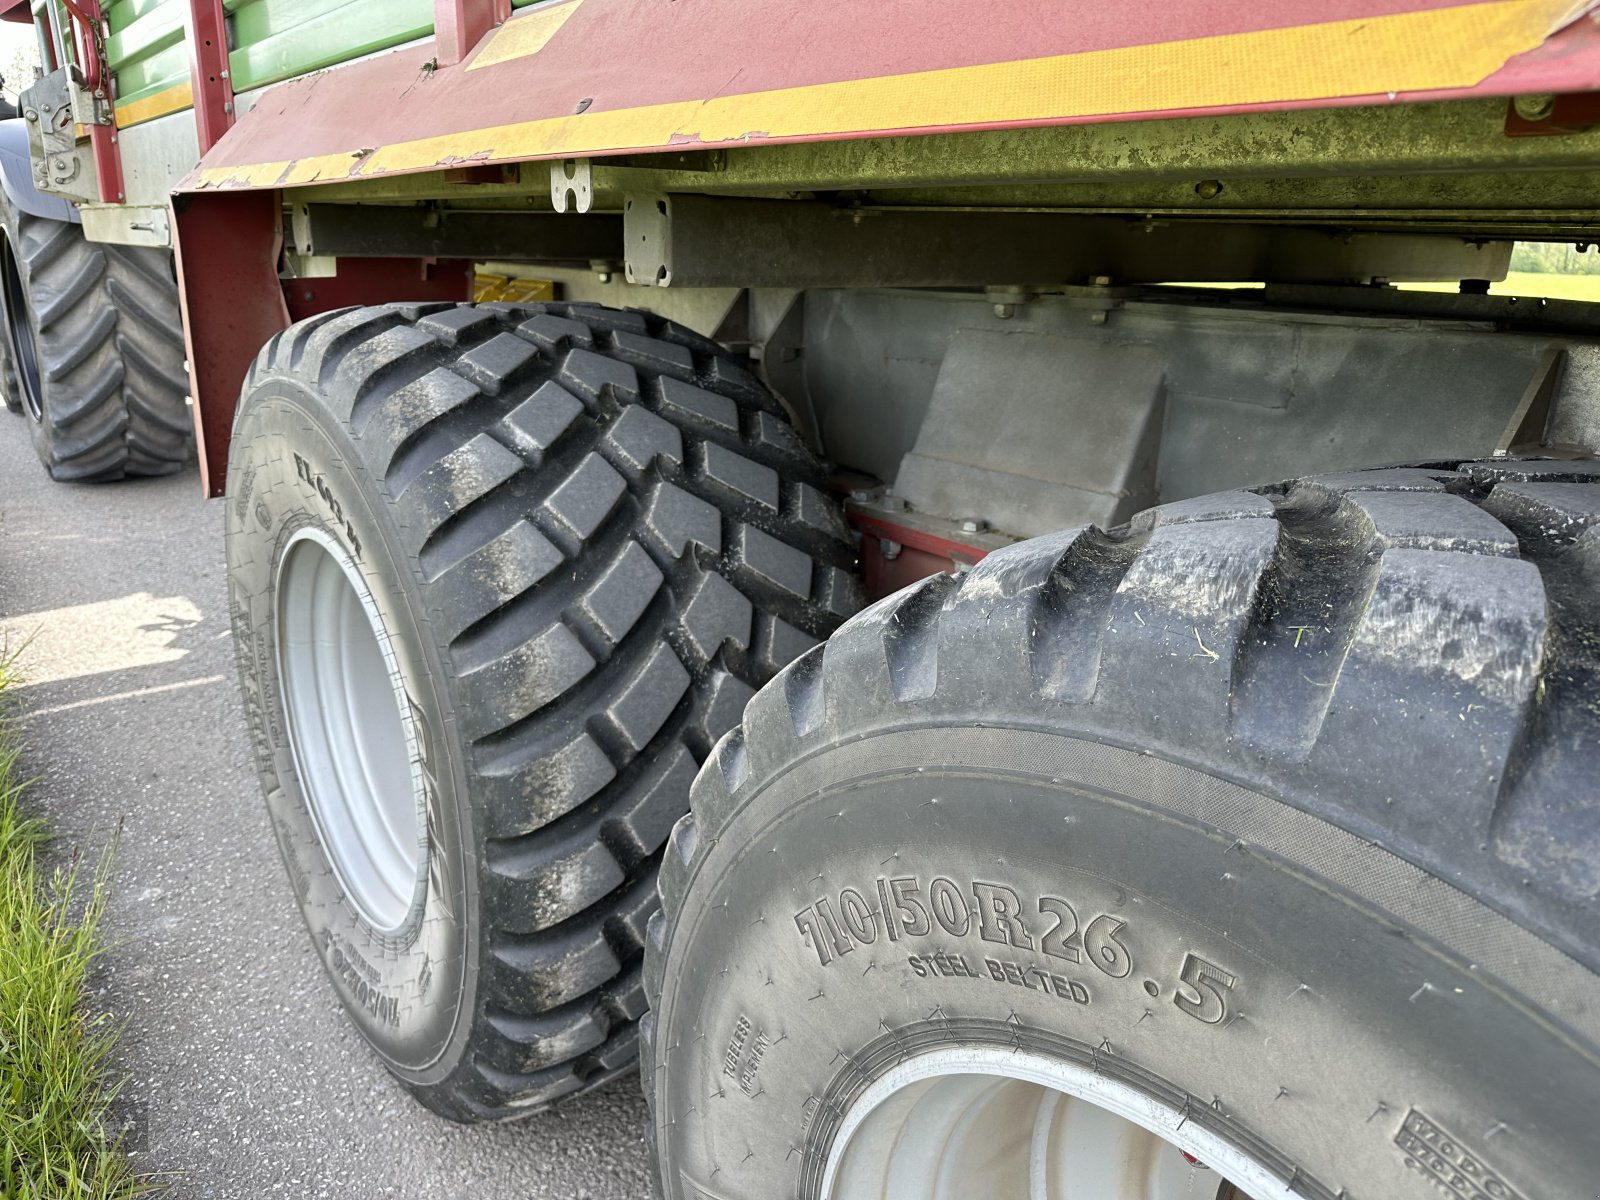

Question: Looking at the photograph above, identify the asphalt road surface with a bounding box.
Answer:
[0,423,653,1198]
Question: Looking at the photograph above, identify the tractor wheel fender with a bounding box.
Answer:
[0,119,78,225]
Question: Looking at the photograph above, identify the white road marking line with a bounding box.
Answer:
[19,674,228,720]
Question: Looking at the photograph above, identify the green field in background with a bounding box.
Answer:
[1402,272,1600,301]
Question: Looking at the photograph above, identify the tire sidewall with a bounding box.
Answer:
[654,725,1597,1200]
[227,385,478,1085]
[0,194,54,457]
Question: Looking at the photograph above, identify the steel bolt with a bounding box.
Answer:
[879,538,902,561]
[1194,179,1224,199]
[1089,311,1108,325]
[959,518,986,534]
[1514,93,1556,122]
[1090,274,1113,287]
[993,302,1014,319]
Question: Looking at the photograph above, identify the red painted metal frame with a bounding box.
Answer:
[184,0,233,154]
[173,191,288,496]
[860,539,959,603]
[283,257,472,323]
[435,0,512,67]
[173,190,474,496]
[0,0,30,23]
[90,120,123,202]
[847,510,990,602]
[850,510,990,568]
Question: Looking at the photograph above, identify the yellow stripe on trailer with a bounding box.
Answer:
[469,0,583,71]
[115,81,195,129]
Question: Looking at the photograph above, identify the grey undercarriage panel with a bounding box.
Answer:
[795,288,1594,538]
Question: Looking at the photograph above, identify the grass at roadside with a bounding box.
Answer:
[0,661,144,1199]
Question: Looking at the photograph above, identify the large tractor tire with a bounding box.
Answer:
[226,301,860,1121]
[0,303,20,414]
[644,459,1600,1200]
[0,196,192,480]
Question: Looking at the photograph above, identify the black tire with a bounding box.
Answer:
[0,303,20,414]
[227,300,860,1121]
[645,459,1600,1199]
[0,198,192,480]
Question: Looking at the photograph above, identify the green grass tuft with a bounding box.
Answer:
[0,661,146,1199]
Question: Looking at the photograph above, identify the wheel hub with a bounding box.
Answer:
[823,1047,1285,1200]
[276,527,425,934]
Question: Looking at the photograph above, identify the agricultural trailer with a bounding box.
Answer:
[0,1,1597,1197]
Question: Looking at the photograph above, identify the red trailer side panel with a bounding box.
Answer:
[182,0,1600,192]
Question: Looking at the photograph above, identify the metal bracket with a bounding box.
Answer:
[624,193,671,285]
[1497,346,1565,453]
[78,203,172,247]
[21,69,96,201]
[550,158,593,214]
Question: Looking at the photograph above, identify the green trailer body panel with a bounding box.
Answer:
[106,0,435,116]
[105,0,187,108]
[226,0,434,93]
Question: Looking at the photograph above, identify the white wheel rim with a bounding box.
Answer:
[276,527,426,934]
[822,1047,1291,1200]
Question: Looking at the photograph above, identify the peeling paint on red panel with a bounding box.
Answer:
[182,0,1600,193]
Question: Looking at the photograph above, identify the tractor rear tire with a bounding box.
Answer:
[645,459,1600,1200]
[0,196,192,480]
[227,301,860,1121]
[0,321,20,414]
